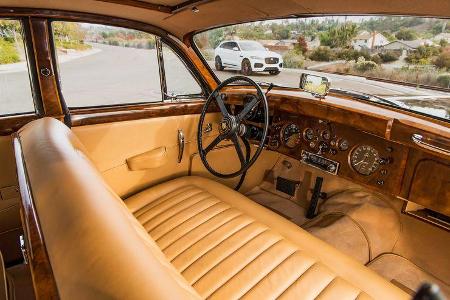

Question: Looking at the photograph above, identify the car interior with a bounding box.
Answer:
[0,1,449,299]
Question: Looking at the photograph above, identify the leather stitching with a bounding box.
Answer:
[274,261,318,299]
[160,211,243,252]
[173,221,256,267]
[237,249,298,298]
[134,185,198,217]
[313,276,337,299]
[139,191,208,227]
[167,214,246,259]
[152,202,228,240]
[205,239,284,298]
[146,196,219,233]
[184,228,270,279]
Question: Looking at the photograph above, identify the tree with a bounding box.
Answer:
[395,28,417,41]
[319,23,358,48]
[295,35,308,54]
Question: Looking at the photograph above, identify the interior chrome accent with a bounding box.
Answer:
[412,134,450,157]
[204,123,212,133]
[19,235,28,264]
[177,129,184,163]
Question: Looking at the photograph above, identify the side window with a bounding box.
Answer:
[162,43,202,97]
[0,19,35,115]
[222,42,232,50]
[230,42,239,50]
[52,21,162,108]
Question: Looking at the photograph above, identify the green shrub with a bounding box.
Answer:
[406,45,440,64]
[309,46,334,61]
[354,57,378,72]
[56,40,91,51]
[0,39,20,64]
[370,54,382,65]
[336,48,370,61]
[436,73,450,87]
[282,50,304,69]
[378,51,400,63]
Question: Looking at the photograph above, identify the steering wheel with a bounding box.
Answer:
[197,76,269,178]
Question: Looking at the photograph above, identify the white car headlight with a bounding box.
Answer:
[250,56,263,60]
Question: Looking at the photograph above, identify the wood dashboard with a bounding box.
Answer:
[225,88,450,217]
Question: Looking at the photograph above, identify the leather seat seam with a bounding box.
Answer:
[205,238,284,298]
[154,202,229,242]
[134,185,199,217]
[168,214,248,260]
[274,261,318,299]
[140,192,209,228]
[313,276,337,299]
[157,207,234,246]
[161,211,243,252]
[238,249,299,299]
[185,228,270,281]
[175,221,256,269]
[146,196,220,234]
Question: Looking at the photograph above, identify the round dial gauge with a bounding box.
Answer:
[350,145,380,175]
[303,128,314,141]
[281,123,301,148]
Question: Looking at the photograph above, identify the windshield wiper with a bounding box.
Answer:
[329,88,405,108]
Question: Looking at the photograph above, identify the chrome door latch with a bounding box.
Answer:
[19,235,28,264]
[178,129,185,163]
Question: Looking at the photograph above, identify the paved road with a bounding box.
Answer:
[1,43,448,118]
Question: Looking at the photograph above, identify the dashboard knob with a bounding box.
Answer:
[327,164,336,173]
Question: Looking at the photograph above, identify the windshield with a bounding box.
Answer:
[194,16,450,120]
[239,41,266,51]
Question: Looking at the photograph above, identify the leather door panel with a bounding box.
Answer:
[72,113,222,197]
[0,136,22,265]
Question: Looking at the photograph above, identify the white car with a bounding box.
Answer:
[214,40,283,75]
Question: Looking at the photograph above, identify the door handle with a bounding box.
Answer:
[411,134,450,156]
[178,129,185,163]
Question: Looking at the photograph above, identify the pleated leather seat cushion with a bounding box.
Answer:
[125,176,408,300]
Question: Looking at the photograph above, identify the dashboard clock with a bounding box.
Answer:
[350,145,380,175]
[281,123,301,148]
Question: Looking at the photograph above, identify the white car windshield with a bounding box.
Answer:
[239,41,266,51]
[194,15,450,121]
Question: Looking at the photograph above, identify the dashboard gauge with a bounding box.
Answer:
[350,145,380,175]
[303,128,314,141]
[321,130,331,140]
[338,139,349,151]
[281,123,301,148]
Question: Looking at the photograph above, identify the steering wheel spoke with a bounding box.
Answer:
[214,92,230,117]
[237,96,259,122]
[204,134,224,154]
[231,133,246,166]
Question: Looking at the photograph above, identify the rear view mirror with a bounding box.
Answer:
[232,47,239,51]
[299,73,330,98]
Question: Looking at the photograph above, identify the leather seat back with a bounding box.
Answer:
[16,118,201,299]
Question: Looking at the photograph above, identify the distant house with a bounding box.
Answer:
[381,39,434,53]
[434,32,450,43]
[352,31,389,50]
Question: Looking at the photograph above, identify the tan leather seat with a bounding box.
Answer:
[16,118,409,299]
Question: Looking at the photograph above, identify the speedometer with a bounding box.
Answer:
[350,145,380,175]
[281,123,301,149]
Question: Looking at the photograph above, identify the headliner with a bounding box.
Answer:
[0,0,449,40]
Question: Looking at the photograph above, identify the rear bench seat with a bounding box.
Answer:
[15,118,409,299]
